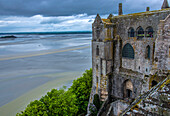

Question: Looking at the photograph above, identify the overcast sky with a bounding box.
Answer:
[0,0,168,32]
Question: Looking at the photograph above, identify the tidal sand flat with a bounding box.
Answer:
[0,33,92,115]
[0,71,83,116]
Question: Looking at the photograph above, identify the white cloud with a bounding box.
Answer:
[0,14,109,32]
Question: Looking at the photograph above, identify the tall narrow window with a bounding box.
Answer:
[137,26,144,39]
[145,45,150,59]
[128,27,135,37]
[122,43,135,59]
[146,27,154,37]
[96,45,99,56]
[101,59,103,75]
[96,65,98,71]
[96,76,98,84]
[96,27,100,39]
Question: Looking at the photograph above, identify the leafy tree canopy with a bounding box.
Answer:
[69,68,92,114]
[17,69,92,116]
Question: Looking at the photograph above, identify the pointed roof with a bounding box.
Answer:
[107,14,114,19]
[93,14,102,24]
[161,0,169,9]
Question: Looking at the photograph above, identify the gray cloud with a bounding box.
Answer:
[0,14,108,32]
[0,0,166,16]
[0,0,167,32]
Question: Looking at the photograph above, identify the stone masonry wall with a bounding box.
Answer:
[110,9,170,75]
[153,14,170,71]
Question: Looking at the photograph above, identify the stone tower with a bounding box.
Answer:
[91,14,115,101]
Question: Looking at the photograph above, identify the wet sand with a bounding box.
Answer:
[0,34,92,115]
[0,71,83,116]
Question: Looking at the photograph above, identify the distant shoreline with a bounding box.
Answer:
[0,31,92,35]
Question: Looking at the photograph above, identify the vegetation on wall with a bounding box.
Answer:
[16,69,92,116]
[88,94,101,116]
[93,94,101,111]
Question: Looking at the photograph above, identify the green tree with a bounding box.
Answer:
[17,100,48,116]
[69,68,92,114]
[16,69,92,116]
[17,88,78,116]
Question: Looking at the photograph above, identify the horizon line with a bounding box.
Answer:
[0,31,92,35]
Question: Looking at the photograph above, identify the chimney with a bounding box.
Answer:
[119,3,123,15]
[146,7,150,11]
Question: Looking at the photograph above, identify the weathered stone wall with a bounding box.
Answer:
[111,100,129,116]
[90,15,114,102]
[111,71,143,99]
[110,9,170,41]
[121,39,154,75]
[153,14,170,71]
[110,9,170,75]
[92,42,105,97]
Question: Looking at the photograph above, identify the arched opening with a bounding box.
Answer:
[128,27,135,37]
[126,89,132,98]
[146,27,154,37]
[122,43,135,59]
[123,80,133,98]
[145,45,150,59]
[137,26,144,39]
[96,45,99,56]
[151,80,158,87]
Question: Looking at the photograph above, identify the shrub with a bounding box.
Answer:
[16,88,78,116]
[93,94,100,111]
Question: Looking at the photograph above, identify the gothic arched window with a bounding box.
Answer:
[128,27,135,37]
[96,45,99,56]
[137,26,144,39]
[122,43,135,59]
[146,27,154,37]
[145,45,150,59]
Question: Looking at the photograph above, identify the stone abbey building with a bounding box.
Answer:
[88,0,170,115]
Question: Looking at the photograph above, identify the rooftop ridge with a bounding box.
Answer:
[108,8,170,19]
